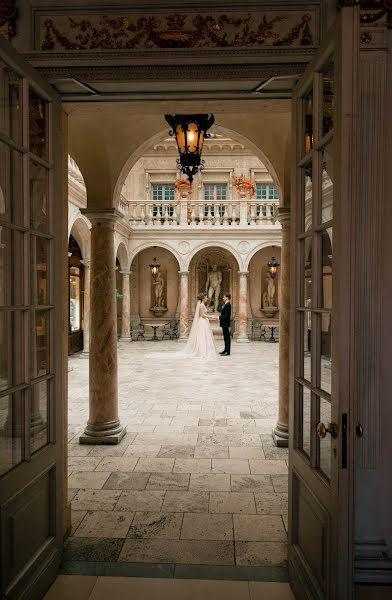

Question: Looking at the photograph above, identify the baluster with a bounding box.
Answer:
[190,203,196,226]
[140,203,146,225]
[206,204,213,226]
[222,203,229,226]
[147,203,154,226]
[256,203,263,225]
[129,203,135,226]
[231,203,238,225]
[266,204,272,220]
[250,202,257,226]
[171,203,178,225]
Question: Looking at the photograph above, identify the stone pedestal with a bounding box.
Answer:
[80,259,90,358]
[237,271,250,343]
[272,208,290,447]
[179,271,189,341]
[119,270,131,341]
[80,209,126,444]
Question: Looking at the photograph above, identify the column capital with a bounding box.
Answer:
[80,259,91,268]
[120,270,131,276]
[238,270,249,276]
[273,207,290,228]
[179,270,189,277]
[81,208,122,226]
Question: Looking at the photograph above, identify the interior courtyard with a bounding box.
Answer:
[0,2,392,600]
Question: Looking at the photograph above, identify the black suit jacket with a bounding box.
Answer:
[219,302,231,328]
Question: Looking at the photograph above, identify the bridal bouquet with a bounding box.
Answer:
[232,174,255,198]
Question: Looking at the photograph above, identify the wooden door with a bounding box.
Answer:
[0,37,66,600]
[289,6,359,599]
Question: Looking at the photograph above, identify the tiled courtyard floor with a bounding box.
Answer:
[66,340,288,572]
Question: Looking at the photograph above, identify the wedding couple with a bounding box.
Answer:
[185,292,232,359]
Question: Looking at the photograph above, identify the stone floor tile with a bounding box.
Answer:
[162,491,209,513]
[133,433,198,446]
[189,474,231,492]
[73,510,134,538]
[127,512,183,539]
[123,445,161,457]
[193,446,229,459]
[146,472,190,491]
[249,581,294,600]
[134,458,175,473]
[71,489,122,511]
[173,458,211,473]
[68,489,79,502]
[229,447,265,459]
[68,457,103,471]
[70,510,87,535]
[254,492,288,515]
[119,539,235,565]
[212,459,250,474]
[115,490,165,512]
[181,513,233,541]
[88,444,130,457]
[209,492,256,514]
[233,515,287,542]
[231,475,274,493]
[158,446,195,458]
[95,457,138,472]
[67,445,93,457]
[262,442,289,461]
[235,541,287,566]
[63,537,124,562]
[42,575,97,600]
[271,474,289,493]
[103,472,150,491]
[249,460,288,475]
[68,471,110,490]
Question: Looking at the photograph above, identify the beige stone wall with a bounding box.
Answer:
[137,247,179,320]
[248,247,282,318]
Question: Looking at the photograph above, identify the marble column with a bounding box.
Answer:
[237,271,250,343]
[179,271,189,341]
[80,259,90,357]
[79,209,126,444]
[119,270,131,340]
[273,207,290,447]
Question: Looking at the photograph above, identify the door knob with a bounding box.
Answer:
[317,422,338,439]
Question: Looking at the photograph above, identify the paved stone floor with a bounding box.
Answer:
[67,340,288,570]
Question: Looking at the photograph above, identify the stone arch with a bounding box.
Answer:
[113,124,283,206]
[245,241,282,271]
[115,240,129,271]
[186,241,242,272]
[129,241,182,271]
[69,216,91,259]
[247,244,282,319]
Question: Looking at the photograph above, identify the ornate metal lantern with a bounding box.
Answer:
[165,114,215,184]
[149,256,160,277]
[268,247,280,279]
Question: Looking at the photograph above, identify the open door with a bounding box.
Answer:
[0,38,66,599]
[289,5,358,600]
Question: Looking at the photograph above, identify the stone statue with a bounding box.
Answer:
[152,272,165,307]
[205,263,223,312]
[264,273,276,307]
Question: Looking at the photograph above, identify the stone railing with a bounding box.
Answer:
[127,200,279,227]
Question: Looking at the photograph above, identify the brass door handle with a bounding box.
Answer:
[317,422,338,439]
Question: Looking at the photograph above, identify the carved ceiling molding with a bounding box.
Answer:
[338,0,392,28]
[34,8,320,52]
[33,62,306,82]
[0,0,17,39]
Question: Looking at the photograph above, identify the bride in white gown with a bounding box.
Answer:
[145,293,217,360]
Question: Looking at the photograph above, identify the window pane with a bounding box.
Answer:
[0,144,24,226]
[69,267,81,331]
[321,229,332,309]
[0,64,23,145]
[322,56,335,138]
[29,89,47,159]
[303,311,311,382]
[32,236,49,306]
[304,90,313,154]
[216,184,227,201]
[0,391,23,476]
[0,311,11,391]
[320,313,332,395]
[303,166,312,233]
[30,161,48,232]
[32,309,50,377]
[0,226,24,307]
[301,385,311,457]
[204,185,214,201]
[304,237,312,308]
[321,145,333,223]
[319,397,332,479]
[31,380,48,454]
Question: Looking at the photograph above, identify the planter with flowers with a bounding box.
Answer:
[232,174,255,199]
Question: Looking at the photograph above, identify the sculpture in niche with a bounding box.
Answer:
[206,263,223,312]
[150,270,168,316]
[261,269,278,318]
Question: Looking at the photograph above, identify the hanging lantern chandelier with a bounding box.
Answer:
[165,114,215,184]
[268,247,280,279]
[149,256,160,277]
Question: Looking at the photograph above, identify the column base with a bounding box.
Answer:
[119,336,132,342]
[178,337,188,343]
[272,422,289,447]
[236,337,250,343]
[80,421,127,445]
[79,351,89,359]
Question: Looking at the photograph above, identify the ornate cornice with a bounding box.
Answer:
[338,0,392,28]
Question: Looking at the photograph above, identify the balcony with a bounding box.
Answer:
[125,200,279,228]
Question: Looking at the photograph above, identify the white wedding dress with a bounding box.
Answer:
[145,301,217,360]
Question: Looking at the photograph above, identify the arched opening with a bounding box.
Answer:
[68,234,85,355]
[248,245,282,340]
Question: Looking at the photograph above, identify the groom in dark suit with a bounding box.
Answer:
[219,293,232,356]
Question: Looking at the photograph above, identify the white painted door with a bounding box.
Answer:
[289,6,359,599]
[0,38,66,599]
